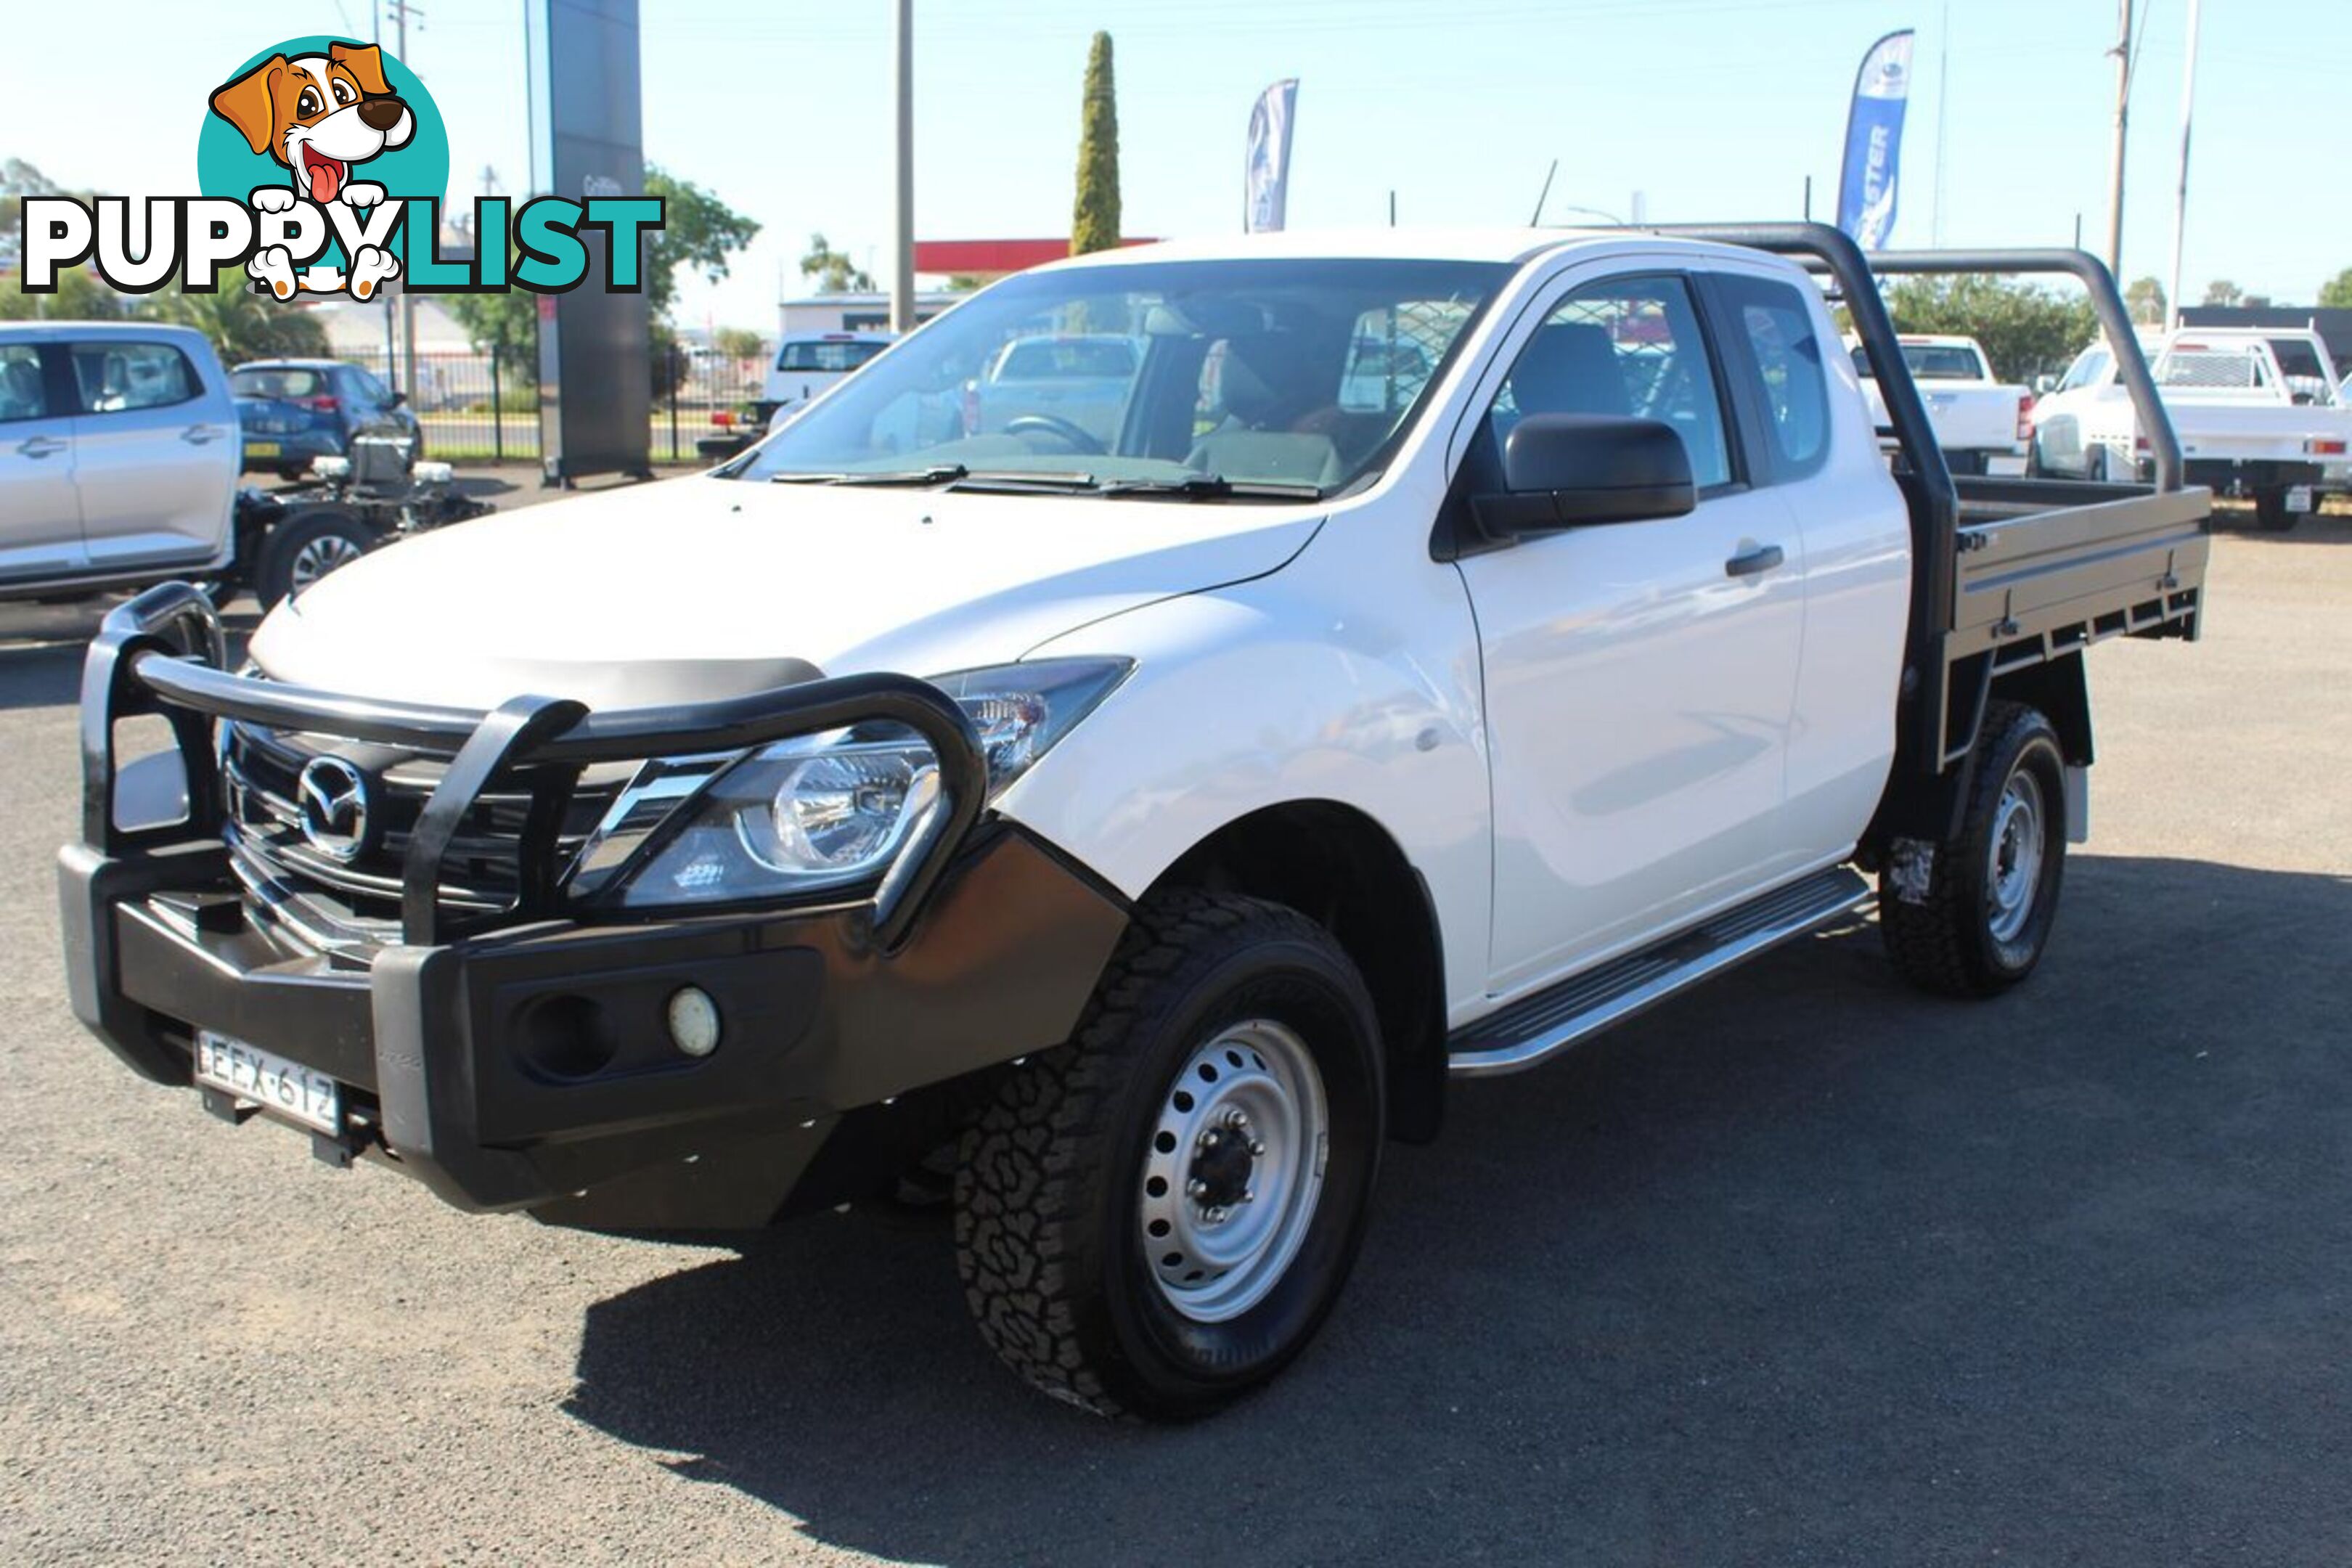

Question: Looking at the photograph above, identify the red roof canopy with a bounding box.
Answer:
[913,237,1158,274]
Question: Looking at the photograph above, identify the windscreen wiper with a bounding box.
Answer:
[1093,474,1326,502]
[939,470,1102,493]
[770,465,971,486]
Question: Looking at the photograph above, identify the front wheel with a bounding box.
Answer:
[1880,701,2069,998]
[955,890,1383,1419]
[2253,491,2301,532]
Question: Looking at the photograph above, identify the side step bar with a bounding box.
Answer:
[1447,866,1874,1079]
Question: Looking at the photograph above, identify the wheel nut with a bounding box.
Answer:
[1186,1177,1210,1199]
[1248,1139,1265,1157]
[1240,1189,1256,1204]
[1201,1130,1220,1149]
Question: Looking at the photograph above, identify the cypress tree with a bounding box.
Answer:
[1071,33,1121,257]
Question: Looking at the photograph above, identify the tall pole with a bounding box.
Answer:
[2104,0,2133,277]
[1932,0,1951,246]
[2165,0,2202,332]
[388,0,422,400]
[889,0,916,332]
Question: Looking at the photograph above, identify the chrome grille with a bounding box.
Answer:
[222,722,621,935]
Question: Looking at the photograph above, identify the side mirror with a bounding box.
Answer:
[1474,414,1696,537]
[387,389,408,407]
[2032,374,2057,396]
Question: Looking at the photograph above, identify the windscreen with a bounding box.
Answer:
[727,256,1512,497]
[776,340,888,373]
[232,367,326,399]
[1899,343,1986,380]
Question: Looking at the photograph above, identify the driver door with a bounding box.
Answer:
[1454,269,1806,995]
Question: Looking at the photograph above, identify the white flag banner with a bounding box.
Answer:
[1245,79,1300,234]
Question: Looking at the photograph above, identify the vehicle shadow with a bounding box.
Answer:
[2213,503,2352,543]
[566,855,2352,1564]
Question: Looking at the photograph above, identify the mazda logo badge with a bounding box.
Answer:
[297,756,374,862]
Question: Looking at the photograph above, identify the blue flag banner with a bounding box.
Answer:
[1246,79,1300,234]
[1837,29,1916,251]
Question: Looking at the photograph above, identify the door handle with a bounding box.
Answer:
[181,425,223,446]
[1725,543,1785,578]
[16,436,66,459]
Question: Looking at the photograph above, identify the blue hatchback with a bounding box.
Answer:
[232,359,422,481]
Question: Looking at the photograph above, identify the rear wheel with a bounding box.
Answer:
[1880,701,2069,998]
[255,510,379,610]
[2253,491,2301,532]
[955,890,1383,1419]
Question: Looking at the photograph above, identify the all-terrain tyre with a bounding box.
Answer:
[255,510,379,610]
[1881,701,2069,998]
[955,889,1383,1420]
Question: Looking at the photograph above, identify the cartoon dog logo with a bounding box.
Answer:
[209,42,412,300]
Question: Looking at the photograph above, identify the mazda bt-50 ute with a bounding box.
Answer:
[63,226,2209,1418]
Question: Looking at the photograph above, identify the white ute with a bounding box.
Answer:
[63,226,2211,1420]
[2031,325,2352,529]
[1855,332,2033,475]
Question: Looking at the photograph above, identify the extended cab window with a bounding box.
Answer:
[0,345,49,422]
[70,341,199,415]
[1714,274,1831,475]
[1489,275,1734,489]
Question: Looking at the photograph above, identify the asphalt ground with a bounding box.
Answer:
[1,505,2348,1565]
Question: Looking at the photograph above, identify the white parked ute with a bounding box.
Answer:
[63,225,2210,1419]
[2031,325,2352,529]
[1854,333,2033,475]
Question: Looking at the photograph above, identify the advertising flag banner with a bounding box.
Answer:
[1837,29,1916,251]
[1245,79,1300,233]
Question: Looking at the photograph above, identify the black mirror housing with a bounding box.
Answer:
[1474,413,1697,536]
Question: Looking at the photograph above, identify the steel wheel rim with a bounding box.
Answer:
[1985,767,2046,944]
[289,533,364,591]
[1138,1019,1328,1323]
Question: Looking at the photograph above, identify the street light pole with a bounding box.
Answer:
[2104,0,2133,277]
[2165,0,2202,332]
[889,0,916,333]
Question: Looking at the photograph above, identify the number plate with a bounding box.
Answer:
[246,441,282,457]
[2285,486,2314,514]
[193,1031,341,1135]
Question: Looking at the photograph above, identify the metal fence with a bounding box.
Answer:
[345,342,769,465]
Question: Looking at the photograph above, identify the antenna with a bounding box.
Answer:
[1530,159,1558,226]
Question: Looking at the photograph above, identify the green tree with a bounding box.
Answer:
[1071,32,1121,258]
[1,266,133,322]
[713,325,765,362]
[2322,268,2352,310]
[2202,278,2242,307]
[2124,275,2167,325]
[799,232,874,293]
[147,287,328,363]
[643,164,761,322]
[446,286,535,362]
[1883,274,2098,385]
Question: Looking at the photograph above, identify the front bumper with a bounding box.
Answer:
[62,586,1129,1225]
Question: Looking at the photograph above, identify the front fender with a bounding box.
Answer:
[997,547,1491,1018]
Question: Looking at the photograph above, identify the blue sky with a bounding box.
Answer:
[9,0,2346,330]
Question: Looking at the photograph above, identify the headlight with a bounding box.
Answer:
[578,657,1130,910]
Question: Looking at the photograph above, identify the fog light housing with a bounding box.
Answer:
[666,987,722,1058]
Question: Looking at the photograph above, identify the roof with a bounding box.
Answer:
[0,319,211,342]
[1026,226,1630,272]
[230,357,349,369]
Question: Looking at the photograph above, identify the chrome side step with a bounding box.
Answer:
[1447,866,1874,1079]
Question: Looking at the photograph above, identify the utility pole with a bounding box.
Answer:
[2165,0,2202,332]
[386,0,425,399]
[2104,0,2133,277]
[889,0,916,332]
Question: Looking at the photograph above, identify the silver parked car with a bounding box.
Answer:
[0,322,240,602]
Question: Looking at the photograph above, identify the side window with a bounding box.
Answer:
[350,367,394,406]
[2057,346,2112,393]
[1713,274,1832,477]
[0,346,49,422]
[69,341,200,415]
[1489,274,1734,489]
